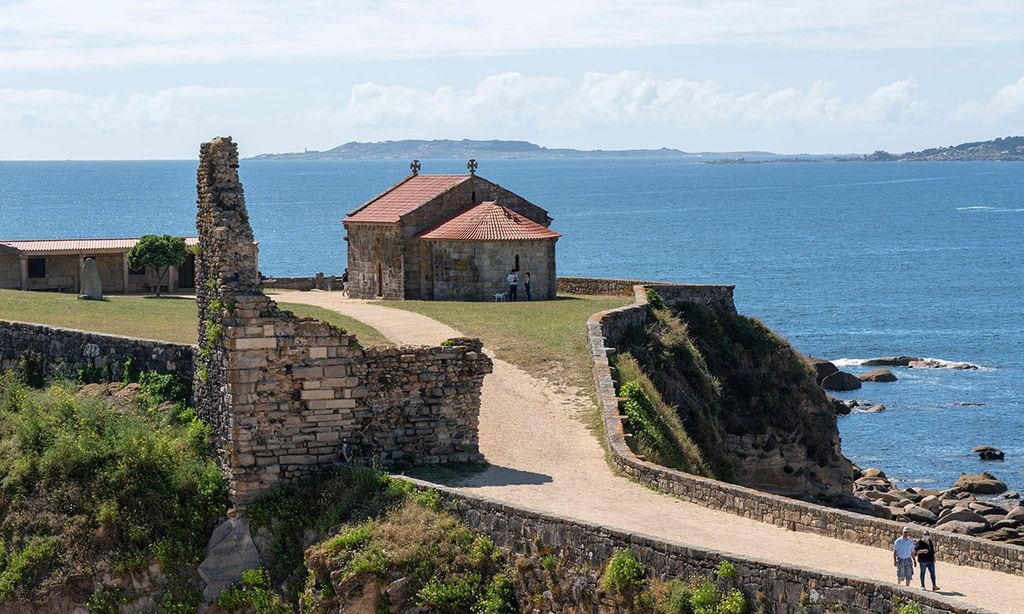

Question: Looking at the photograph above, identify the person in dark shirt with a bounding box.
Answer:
[915,531,940,591]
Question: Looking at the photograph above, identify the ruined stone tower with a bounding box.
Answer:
[194,137,491,506]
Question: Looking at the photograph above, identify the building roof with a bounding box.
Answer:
[416,201,561,241]
[0,237,199,256]
[344,174,471,224]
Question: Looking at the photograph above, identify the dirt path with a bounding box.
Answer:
[276,290,1024,612]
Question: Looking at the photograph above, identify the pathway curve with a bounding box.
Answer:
[275,290,1024,612]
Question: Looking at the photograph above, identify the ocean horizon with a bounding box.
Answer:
[1,158,1021,495]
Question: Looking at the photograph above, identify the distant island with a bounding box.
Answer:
[247,136,1024,162]
[246,139,782,161]
[856,135,1024,162]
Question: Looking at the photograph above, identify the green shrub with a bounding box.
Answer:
[0,375,227,602]
[217,567,291,613]
[654,579,693,614]
[538,553,557,572]
[415,574,481,612]
[688,579,719,613]
[715,560,738,581]
[898,604,924,614]
[474,572,517,614]
[646,288,668,311]
[600,549,645,595]
[718,588,746,614]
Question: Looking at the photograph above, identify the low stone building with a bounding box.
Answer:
[0,237,199,294]
[343,164,560,300]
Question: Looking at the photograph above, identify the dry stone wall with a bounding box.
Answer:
[262,272,344,292]
[0,320,193,392]
[587,285,1024,576]
[193,137,490,506]
[417,481,987,614]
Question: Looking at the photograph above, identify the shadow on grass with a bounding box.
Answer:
[141,295,195,300]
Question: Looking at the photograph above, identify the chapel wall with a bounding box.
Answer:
[425,239,556,301]
[345,224,404,299]
[0,255,19,288]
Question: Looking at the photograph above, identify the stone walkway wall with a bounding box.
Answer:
[417,479,987,614]
[193,137,490,506]
[0,319,193,392]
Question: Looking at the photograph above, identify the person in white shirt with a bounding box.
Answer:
[893,526,916,586]
[506,269,519,301]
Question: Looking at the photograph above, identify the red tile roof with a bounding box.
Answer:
[0,237,199,255]
[416,202,561,241]
[345,174,471,224]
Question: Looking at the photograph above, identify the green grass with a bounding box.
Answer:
[377,295,631,391]
[0,289,388,346]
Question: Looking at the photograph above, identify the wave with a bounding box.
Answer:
[957,205,1024,212]
[828,357,993,370]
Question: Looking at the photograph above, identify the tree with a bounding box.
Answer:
[127,234,187,297]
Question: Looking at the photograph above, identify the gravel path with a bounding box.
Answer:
[276,291,1024,612]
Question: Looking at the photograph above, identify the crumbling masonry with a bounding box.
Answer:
[193,137,491,505]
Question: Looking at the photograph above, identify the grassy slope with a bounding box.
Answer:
[376,295,631,392]
[0,289,388,346]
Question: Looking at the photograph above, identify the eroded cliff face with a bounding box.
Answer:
[621,302,855,502]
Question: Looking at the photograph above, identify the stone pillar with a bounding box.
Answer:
[18,256,27,290]
[168,265,178,293]
[77,254,85,294]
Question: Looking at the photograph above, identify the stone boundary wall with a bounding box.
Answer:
[262,272,343,292]
[407,479,987,614]
[587,287,1024,576]
[558,276,654,296]
[0,319,193,393]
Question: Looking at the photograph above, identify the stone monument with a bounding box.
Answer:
[78,257,103,300]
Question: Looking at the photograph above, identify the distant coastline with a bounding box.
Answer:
[247,136,1024,162]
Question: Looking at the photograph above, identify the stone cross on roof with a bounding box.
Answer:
[410,160,421,175]
[467,159,478,175]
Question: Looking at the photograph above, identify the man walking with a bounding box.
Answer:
[893,526,916,586]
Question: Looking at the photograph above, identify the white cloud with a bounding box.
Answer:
[2,0,1024,69]
[332,71,929,132]
[0,85,252,130]
[954,77,1024,122]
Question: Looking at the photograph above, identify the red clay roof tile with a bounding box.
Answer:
[344,174,470,224]
[416,201,561,241]
[0,237,199,255]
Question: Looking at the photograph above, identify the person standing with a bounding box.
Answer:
[524,271,532,301]
[507,269,519,301]
[915,530,939,591]
[893,527,916,586]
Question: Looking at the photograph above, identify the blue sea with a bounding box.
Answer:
[1,158,1022,494]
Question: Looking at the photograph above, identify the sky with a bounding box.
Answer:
[2,0,1024,159]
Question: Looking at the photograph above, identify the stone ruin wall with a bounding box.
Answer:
[193,137,491,506]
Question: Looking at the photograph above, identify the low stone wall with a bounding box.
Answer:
[0,320,193,393]
[588,288,1024,576]
[415,480,986,614]
[262,272,343,292]
[558,276,652,296]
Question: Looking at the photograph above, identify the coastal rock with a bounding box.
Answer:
[969,501,1009,518]
[940,520,990,535]
[1005,507,1024,522]
[198,516,261,601]
[862,468,887,479]
[821,371,862,391]
[986,527,1021,542]
[829,397,852,415]
[919,495,941,513]
[936,509,989,527]
[902,505,938,524]
[810,358,839,385]
[993,519,1021,531]
[858,369,897,383]
[78,257,103,301]
[972,445,1005,461]
[865,404,886,413]
[862,356,918,367]
[953,472,1008,495]
[1003,491,1021,500]
[908,359,979,370]
[871,503,894,520]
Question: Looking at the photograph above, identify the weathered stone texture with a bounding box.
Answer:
[587,284,1024,576]
[424,238,556,301]
[0,320,193,393]
[426,483,987,614]
[262,272,344,292]
[194,137,491,506]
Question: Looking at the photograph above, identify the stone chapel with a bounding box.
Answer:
[343,161,560,301]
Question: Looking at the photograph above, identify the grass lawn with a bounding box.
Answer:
[378,294,632,392]
[0,289,388,346]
